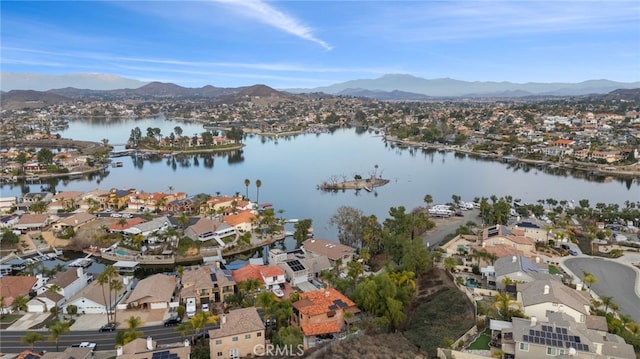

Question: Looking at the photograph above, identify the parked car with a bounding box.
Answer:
[99,323,116,332]
[164,317,182,327]
[272,287,284,297]
[77,342,97,351]
[568,249,578,256]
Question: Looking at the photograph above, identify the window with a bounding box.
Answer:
[519,342,529,351]
[215,340,222,345]
[217,352,222,357]
[547,347,557,356]
[232,336,238,342]
[257,332,262,337]
[245,334,251,339]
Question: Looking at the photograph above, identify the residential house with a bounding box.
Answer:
[51,212,97,232]
[0,196,17,212]
[231,264,285,290]
[116,337,191,359]
[108,188,133,210]
[223,210,257,234]
[109,217,146,233]
[482,225,537,256]
[22,192,53,206]
[14,213,50,232]
[511,221,549,243]
[49,191,85,212]
[80,189,110,211]
[123,216,171,237]
[0,213,20,228]
[0,275,38,313]
[122,273,176,310]
[517,279,591,324]
[184,217,236,245]
[269,248,331,286]
[501,312,634,359]
[63,274,131,314]
[492,255,555,291]
[41,347,93,359]
[302,238,356,267]
[166,193,209,215]
[27,290,63,313]
[181,265,237,309]
[292,288,360,349]
[38,267,91,300]
[208,307,266,359]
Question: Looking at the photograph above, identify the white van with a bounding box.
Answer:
[186,298,196,318]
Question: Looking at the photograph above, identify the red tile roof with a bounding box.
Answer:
[301,321,340,336]
[0,276,37,307]
[259,265,285,278]
[231,264,264,285]
[294,288,356,316]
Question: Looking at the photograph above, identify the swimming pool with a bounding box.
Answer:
[116,249,128,256]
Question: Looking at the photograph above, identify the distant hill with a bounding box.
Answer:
[337,88,431,101]
[289,74,640,98]
[0,72,148,91]
[0,90,71,110]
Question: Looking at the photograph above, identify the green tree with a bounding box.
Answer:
[273,326,303,347]
[582,272,598,289]
[37,148,54,164]
[97,265,118,323]
[21,332,43,349]
[255,179,262,204]
[30,200,48,214]
[293,219,312,246]
[124,315,144,344]
[48,321,71,351]
[244,178,251,199]
[492,293,524,321]
[11,295,29,312]
[329,206,365,248]
[189,310,218,346]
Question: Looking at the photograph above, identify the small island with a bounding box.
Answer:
[318,166,390,191]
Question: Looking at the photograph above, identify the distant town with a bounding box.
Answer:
[1,85,640,359]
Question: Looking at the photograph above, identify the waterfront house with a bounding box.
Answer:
[51,212,96,232]
[208,307,266,359]
[109,217,146,233]
[22,192,53,206]
[231,264,286,291]
[81,189,110,211]
[63,274,131,314]
[0,196,17,212]
[181,265,237,309]
[223,209,257,234]
[0,275,38,313]
[0,213,20,228]
[269,248,331,287]
[302,238,356,268]
[292,288,359,349]
[501,312,634,359]
[116,337,191,359]
[517,279,591,324]
[108,188,133,210]
[38,267,91,300]
[27,290,63,313]
[185,217,236,245]
[122,273,176,310]
[123,215,171,237]
[14,213,50,232]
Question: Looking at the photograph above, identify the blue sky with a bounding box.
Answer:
[2,0,639,89]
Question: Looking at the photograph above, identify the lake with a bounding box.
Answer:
[2,117,638,240]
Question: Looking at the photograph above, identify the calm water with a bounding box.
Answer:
[2,118,638,239]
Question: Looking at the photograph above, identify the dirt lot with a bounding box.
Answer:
[312,333,424,359]
[70,217,119,250]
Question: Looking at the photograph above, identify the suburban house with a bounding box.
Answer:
[302,238,356,267]
[121,273,176,310]
[109,217,146,233]
[0,196,17,212]
[184,217,236,245]
[41,347,93,359]
[500,312,634,359]
[208,307,266,359]
[222,210,257,234]
[491,255,555,291]
[123,216,171,237]
[517,279,591,324]
[511,220,549,243]
[482,225,537,256]
[49,191,85,212]
[38,267,91,300]
[115,337,191,359]
[22,192,53,206]
[0,275,38,313]
[231,264,286,290]
[27,290,64,313]
[108,188,133,210]
[269,248,331,289]
[292,288,360,349]
[63,274,132,314]
[181,265,237,309]
[0,213,20,228]
[51,212,97,232]
[80,189,110,211]
[14,213,50,232]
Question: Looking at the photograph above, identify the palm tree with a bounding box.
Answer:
[582,271,598,289]
[47,284,62,319]
[444,257,458,272]
[21,332,43,349]
[423,194,433,208]
[48,321,70,351]
[244,178,251,199]
[98,265,117,323]
[240,278,262,294]
[600,296,615,313]
[123,315,144,344]
[492,293,523,321]
[255,179,262,204]
[11,295,29,313]
[189,311,218,345]
[110,278,124,325]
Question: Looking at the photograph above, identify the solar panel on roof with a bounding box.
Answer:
[329,304,338,310]
[210,273,217,281]
[575,336,581,343]
[583,344,589,352]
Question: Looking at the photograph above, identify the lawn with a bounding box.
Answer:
[0,313,22,324]
[467,328,491,350]
[548,265,561,275]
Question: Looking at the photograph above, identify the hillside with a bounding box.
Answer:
[0,90,72,110]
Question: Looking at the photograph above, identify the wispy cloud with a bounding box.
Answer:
[214,0,332,50]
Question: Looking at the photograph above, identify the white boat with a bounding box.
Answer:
[284,219,299,223]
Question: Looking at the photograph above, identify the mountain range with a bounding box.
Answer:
[1,73,639,108]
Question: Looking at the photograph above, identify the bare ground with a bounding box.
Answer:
[311,333,425,359]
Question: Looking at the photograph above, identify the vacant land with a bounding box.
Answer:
[313,333,424,359]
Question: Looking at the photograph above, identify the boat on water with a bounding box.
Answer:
[284,219,299,223]
[69,254,93,268]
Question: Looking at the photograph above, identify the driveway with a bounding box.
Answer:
[422,209,480,249]
[563,256,640,323]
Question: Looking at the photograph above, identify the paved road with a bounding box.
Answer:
[422,208,480,249]
[564,257,640,323]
